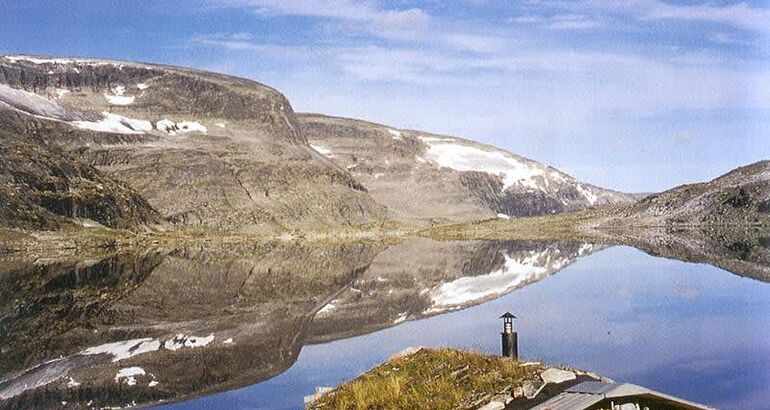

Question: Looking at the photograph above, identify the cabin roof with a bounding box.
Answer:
[499,312,517,319]
[529,381,714,410]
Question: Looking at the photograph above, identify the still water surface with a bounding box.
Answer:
[161,246,770,410]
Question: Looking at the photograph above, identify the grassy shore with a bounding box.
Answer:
[309,348,544,410]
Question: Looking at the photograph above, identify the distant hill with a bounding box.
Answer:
[609,161,770,227]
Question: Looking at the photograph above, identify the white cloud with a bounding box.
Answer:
[538,0,770,33]
[644,2,770,33]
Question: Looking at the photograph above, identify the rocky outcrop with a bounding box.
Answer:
[0,128,161,230]
[298,113,635,223]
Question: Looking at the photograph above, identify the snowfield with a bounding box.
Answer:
[73,112,152,134]
[81,338,160,362]
[420,136,546,192]
[0,83,69,119]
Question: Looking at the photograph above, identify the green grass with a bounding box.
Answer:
[310,348,544,410]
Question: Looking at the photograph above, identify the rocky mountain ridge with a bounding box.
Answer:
[0,54,634,232]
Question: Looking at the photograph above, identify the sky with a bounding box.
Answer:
[1,0,769,192]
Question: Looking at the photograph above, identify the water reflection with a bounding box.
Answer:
[0,233,768,409]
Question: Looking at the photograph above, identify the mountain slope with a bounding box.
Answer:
[0,127,161,230]
[0,55,387,232]
[0,54,636,233]
[609,160,770,227]
[298,114,635,223]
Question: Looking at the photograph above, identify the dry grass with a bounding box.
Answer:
[311,348,544,410]
[422,208,618,242]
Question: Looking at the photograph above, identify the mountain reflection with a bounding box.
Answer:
[0,231,766,409]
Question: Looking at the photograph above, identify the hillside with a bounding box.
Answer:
[298,114,635,223]
[0,127,160,230]
[607,160,770,227]
[0,55,387,233]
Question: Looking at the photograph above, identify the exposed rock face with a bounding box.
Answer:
[0,55,387,232]
[298,114,635,223]
[611,161,770,227]
[0,127,161,230]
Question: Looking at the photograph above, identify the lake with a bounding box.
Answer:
[1,239,768,409]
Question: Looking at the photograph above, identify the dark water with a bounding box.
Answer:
[1,240,769,409]
[160,246,770,410]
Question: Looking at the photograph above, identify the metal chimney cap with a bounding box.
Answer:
[499,312,517,319]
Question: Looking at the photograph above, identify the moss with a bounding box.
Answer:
[311,348,544,410]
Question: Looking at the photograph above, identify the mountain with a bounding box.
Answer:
[298,114,635,223]
[0,55,635,233]
[607,160,770,227]
[0,55,386,233]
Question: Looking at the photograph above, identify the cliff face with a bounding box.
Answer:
[298,114,635,223]
[0,55,387,232]
[0,127,160,230]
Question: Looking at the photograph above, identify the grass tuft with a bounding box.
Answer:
[310,348,544,410]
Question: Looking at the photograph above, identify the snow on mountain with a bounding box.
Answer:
[298,114,636,222]
[420,136,549,192]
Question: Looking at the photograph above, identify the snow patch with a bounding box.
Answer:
[223,338,234,345]
[420,137,546,192]
[54,88,69,99]
[497,213,510,219]
[393,312,408,324]
[388,129,402,139]
[428,252,552,311]
[148,380,159,387]
[136,83,150,90]
[215,122,226,128]
[373,173,385,179]
[576,184,598,205]
[156,119,207,135]
[115,367,145,386]
[178,121,207,133]
[66,378,81,388]
[310,144,333,157]
[163,334,215,351]
[4,55,76,65]
[73,112,152,134]
[104,85,135,105]
[81,338,160,362]
[318,301,336,314]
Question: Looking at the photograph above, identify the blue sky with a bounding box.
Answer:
[1,0,769,192]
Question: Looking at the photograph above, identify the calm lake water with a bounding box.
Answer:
[159,245,770,410]
[1,240,768,409]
